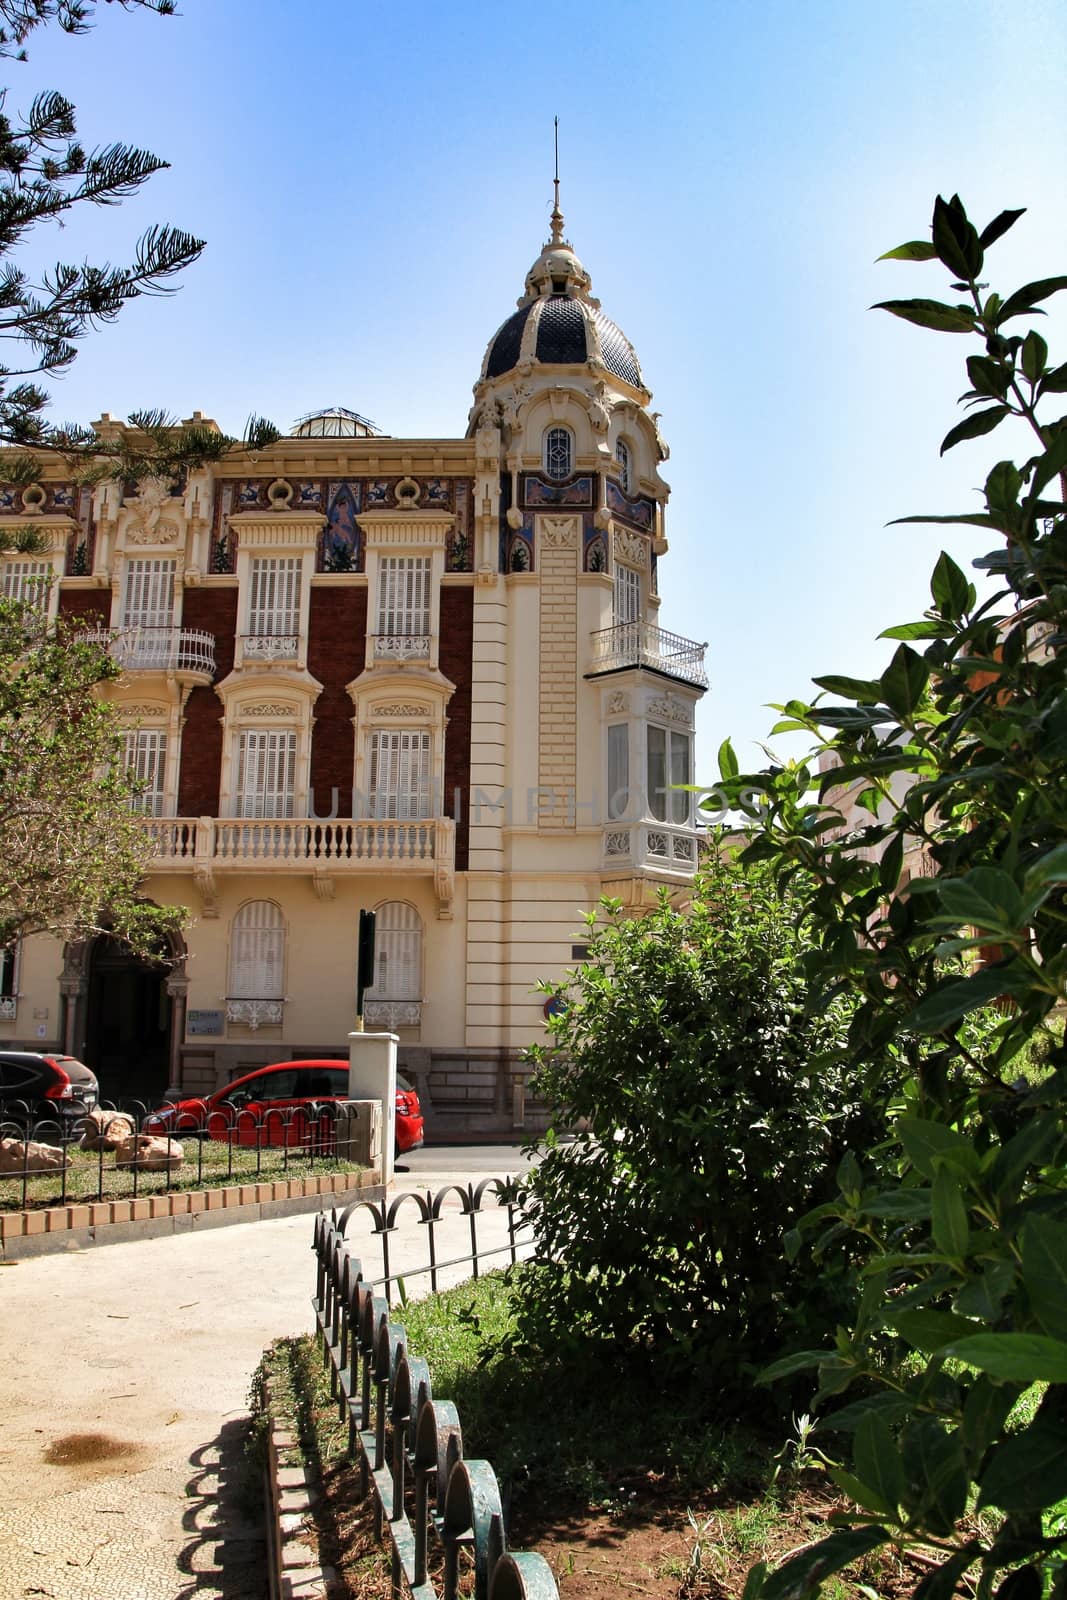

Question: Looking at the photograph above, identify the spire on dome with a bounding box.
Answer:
[549,114,566,246]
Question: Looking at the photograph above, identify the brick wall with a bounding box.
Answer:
[57,590,111,625]
[177,587,236,816]
[439,586,473,872]
[307,587,366,815]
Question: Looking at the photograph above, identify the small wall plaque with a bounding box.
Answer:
[187,1009,225,1037]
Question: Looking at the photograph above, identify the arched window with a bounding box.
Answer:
[615,438,632,495]
[543,426,573,481]
[367,903,422,1001]
[228,901,285,1003]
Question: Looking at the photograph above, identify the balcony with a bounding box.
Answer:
[142,815,456,916]
[241,632,298,663]
[587,622,708,688]
[372,634,432,662]
[602,823,699,875]
[87,627,216,678]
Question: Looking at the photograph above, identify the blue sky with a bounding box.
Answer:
[11,0,1067,775]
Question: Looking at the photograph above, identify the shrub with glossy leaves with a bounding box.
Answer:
[515,852,886,1402]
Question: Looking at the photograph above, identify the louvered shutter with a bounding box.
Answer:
[1,560,51,605]
[613,565,641,625]
[249,557,301,635]
[235,730,297,818]
[123,729,167,815]
[368,903,421,1000]
[229,901,285,998]
[368,731,431,820]
[121,558,175,629]
[377,557,431,637]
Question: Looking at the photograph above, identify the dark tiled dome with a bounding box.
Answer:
[535,296,587,363]
[479,231,646,391]
[590,308,642,388]
[484,304,533,380]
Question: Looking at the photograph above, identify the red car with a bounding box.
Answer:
[146,1059,424,1154]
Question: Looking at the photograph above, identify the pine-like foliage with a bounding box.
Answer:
[0,0,200,448]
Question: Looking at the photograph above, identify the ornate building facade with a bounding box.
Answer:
[0,204,707,1136]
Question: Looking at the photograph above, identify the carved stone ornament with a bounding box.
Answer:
[21,482,46,514]
[241,702,297,717]
[127,517,179,545]
[540,516,579,550]
[613,528,647,568]
[125,477,181,544]
[119,703,167,719]
[395,475,421,505]
[606,691,630,716]
[266,478,294,509]
[647,694,691,726]
[373,703,432,718]
[586,381,611,435]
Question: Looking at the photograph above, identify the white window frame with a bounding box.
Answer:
[613,564,642,626]
[248,556,302,637]
[1,559,52,608]
[228,901,285,1000]
[367,729,432,820]
[376,556,431,639]
[646,724,692,825]
[607,722,630,821]
[543,425,573,481]
[234,729,297,819]
[615,438,632,495]
[123,728,168,816]
[366,903,422,1002]
[121,557,175,631]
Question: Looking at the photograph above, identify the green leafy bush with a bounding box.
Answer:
[515,852,888,1402]
[712,197,1067,1600]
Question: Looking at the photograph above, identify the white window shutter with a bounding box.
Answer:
[123,729,167,815]
[235,729,297,818]
[368,903,421,1000]
[377,557,431,637]
[613,565,641,625]
[121,558,175,629]
[1,560,51,605]
[230,901,285,998]
[249,557,301,635]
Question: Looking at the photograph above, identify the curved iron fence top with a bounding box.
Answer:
[430,1182,479,1219]
[385,1189,433,1229]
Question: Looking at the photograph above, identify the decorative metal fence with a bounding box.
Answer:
[0,1101,350,1212]
[327,1179,533,1304]
[313,1192,557,1600]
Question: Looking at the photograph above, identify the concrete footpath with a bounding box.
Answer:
[0,1145,534,1600]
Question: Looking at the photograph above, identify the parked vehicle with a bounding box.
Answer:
[145,1059,425,1154]
[0,1052,100,1132]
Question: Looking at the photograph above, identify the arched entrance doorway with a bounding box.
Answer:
[83,937,171,1106]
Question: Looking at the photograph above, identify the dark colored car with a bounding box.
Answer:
[0,1051,100,1131]
[145,1058,424,1154]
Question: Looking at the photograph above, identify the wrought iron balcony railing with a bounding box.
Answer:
[372,633,432,661]
[588,621,708,688]
[241,631,298,662]
[86,626,216,676]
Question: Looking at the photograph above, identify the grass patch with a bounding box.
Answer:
[293,1269,921,1600]
[0,1142,364,1211]
[395,1269,772,1516]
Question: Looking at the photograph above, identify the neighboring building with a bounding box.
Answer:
[0,200,708,1136]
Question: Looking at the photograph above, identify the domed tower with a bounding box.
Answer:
[461,193,708,1055]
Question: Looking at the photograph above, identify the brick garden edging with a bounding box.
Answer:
[0,1168,384,1260]
[264,1377,344,1600]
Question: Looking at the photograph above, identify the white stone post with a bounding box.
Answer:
[347,1031,398,1185]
